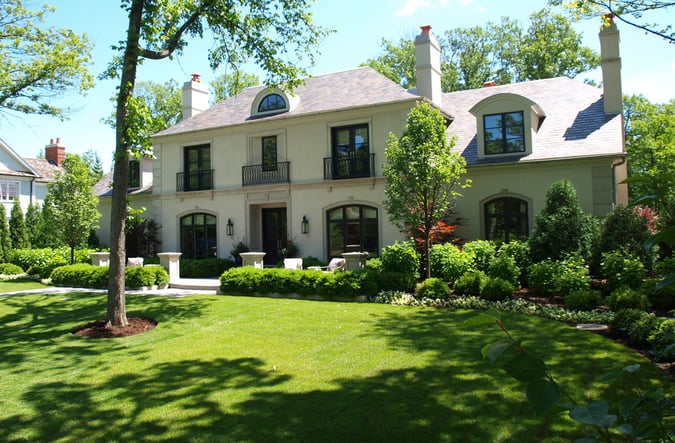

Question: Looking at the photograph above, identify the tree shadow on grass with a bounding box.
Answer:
[0,355,572,442]
[0,293,210,376]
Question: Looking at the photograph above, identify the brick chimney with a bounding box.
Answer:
[182,73,209,120]
[599,15,623,114]
[45,138,65,166]
[414,25,442,107]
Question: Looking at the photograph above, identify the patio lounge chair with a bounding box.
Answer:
[308,258,346,272]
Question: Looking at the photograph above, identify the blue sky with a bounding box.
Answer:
[3,0,674,170]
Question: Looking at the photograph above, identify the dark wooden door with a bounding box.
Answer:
[262,208,287,265]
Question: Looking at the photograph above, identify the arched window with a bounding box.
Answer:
[257,93,286,113]
[484,197,528,243]
[327,205,378,257]
[180,213,217,259]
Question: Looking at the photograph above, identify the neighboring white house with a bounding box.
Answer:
[96,23,627,265]
[0,137,64,214]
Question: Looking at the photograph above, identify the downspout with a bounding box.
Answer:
[30,177,35,205]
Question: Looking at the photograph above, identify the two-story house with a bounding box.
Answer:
[97,23,627,265]
[0,138,64,214]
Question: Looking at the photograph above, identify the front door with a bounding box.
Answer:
[262,208,287,265]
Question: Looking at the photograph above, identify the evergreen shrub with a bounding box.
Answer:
[453,270,487,296]
[180,258,236,278]
[0,263,24,275]
[565,289,603,311]
[481,277,514,301]
[608,286,651,312]
[416,277,451,299]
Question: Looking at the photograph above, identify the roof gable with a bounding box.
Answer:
[155,67,418,137]
[444,77,623,164]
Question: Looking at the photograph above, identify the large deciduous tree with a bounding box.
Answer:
[104,0,327,327]
[0,0,93,119]
[383,101,469,280]
[623,95,675,224]
[364,8,599,92]
[44,154,101,265]
[549,0,674,43]
[210,71,260,102]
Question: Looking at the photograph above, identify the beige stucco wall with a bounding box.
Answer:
[454,157,623,241]
[151,103,411,261]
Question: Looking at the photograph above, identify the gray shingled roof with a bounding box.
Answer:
[444,77,623,165]
[94,171,152,197]
[23,158,62,182]
[155,67,419,137]
[156,69,622,166]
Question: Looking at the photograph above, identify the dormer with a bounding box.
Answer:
[470,93,545,160]
[250,87,299,118]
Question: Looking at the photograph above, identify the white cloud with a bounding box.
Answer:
[396,0,431,17]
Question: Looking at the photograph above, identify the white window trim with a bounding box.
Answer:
[0,180,20,202]
[470,93,545,160]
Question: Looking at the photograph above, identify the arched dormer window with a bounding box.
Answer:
[470,93,545,160]
[251,88,297,117]
[258,93,286,113]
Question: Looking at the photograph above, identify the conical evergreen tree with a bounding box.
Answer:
[0,205,12,262]
[528,180,599,262]
[9,199,29,249]
[25,202,43,248]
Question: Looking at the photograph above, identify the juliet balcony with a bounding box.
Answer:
[242,161,291,186]
[176,169,214,192]
[323,153,375,180]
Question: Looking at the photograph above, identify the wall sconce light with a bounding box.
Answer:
[226,218,234,236]
[301,215,309,235]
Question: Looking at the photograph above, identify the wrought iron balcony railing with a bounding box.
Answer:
[323,153,375,180]
[176,169,214,192]
[242,161,290,186]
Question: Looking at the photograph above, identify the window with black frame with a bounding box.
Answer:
[483,111,525,155]
[128,160,140,188]
[330,124,370,179]
[262,136,277,172]
[183,144,211,191]
[258,93,286,113]
[327,205,378,257]
[484,197,529,243]
[180,213,217,259]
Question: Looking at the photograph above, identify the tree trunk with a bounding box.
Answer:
[106,0,144,328]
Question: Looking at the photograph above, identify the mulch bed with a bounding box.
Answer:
[72,317,157,338]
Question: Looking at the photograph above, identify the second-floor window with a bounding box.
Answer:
[484,111,525,155]
[0,180,19,201]
[183,143,211,191]
[262,136,278,171]
[129,160,140,188]
[331,124,370,179]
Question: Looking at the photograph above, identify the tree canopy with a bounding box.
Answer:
[549,0,674,43]
[0,0,93,119]
[623,95,675,224]
[210,71,260,102]
[383,101,469,279]
[103,0,328,327]
[45,154,101,264]
[363,8,599,92]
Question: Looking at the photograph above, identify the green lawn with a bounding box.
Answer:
[0,279,50,293]
[0,292,671,442]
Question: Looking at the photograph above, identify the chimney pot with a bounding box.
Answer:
[191,73,201,83]
[420,24,432,34]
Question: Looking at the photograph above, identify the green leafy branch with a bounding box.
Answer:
[464,308,673,442]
